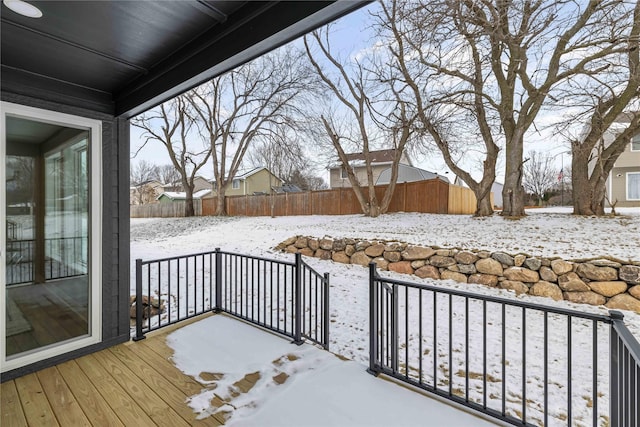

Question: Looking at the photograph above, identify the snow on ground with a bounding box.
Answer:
[167,315,496,426]
[131,207,640,426]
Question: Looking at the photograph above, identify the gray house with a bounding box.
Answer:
[1,0,366,381]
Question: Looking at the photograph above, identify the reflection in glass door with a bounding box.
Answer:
[2,105,100,369]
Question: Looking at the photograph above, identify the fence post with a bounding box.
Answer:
[610,310,623,427]
[214,248,222,313]
[293,252,303,345]
[323,272,330,350]
[367,262,379,376]
[133,258,146,341]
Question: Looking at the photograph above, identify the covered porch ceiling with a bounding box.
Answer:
[1,0,368,118]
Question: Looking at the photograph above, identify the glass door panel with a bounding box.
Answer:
[5,116,90,358]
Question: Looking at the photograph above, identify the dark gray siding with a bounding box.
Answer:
[1,91,130,381]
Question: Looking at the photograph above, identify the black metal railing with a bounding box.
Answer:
[368,262,640,427]
[134,249,330,349]
[610,311,640,427]
[5,236,87,285]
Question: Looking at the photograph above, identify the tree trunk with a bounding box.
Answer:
[184,196,195,217]
[475,193,494,217]
[214,188,227,216]
[502,139,526,217]
[571,148,603,216]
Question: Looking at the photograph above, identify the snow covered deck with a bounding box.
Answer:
[1,313,499,426]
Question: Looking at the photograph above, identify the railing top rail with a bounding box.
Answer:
[300,258,327,278]
[138,249,295,267]
[371,264,612,323]
[610,310,640,362]
[220,250,296,266]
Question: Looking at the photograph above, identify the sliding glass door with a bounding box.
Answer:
[1,102,101,372]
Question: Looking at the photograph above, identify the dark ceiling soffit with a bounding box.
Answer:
[115,0,370,118]
[1,65,115,115]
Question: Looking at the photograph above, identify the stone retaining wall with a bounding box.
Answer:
[276,236,640,313]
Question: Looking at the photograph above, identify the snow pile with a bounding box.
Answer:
[167,315,496,426]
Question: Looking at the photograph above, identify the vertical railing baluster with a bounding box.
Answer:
[405,286,409,378]
[133,258,145,341]
[592,319,597,427]
[448,293,452,397]
[483,300,487,410]
[293,253,303,345]
[465,296,469,402]
[433,291,437,389]
[323,272,330,350]
[502,303,506,417]
[544,311,548,426]
[214,249,222,312]
[418,288,423,385]
[522,307,526,424]
[568,315,573,425]
[367,263,379,375]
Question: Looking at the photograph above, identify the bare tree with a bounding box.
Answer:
[188,48,312,215]
[378,0,636,217]
[566,2,640,216]
[376,0,498,216]
[522,150,558,206]
[304,26,419,217]
[156,164,181,187]
[247,128,326,191]
[247,128,306,183]
[129,159,161,205]
[132,95,211,216]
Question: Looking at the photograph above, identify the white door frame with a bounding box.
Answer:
[1,101,102,372]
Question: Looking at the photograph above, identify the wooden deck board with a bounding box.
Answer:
[91,348,191,427]
[14,373,60,427]
[108,345,223,426]
[55,360,125,427]
[127,339,204,396]
[1,379,27,426]
[36,366,91,426]
[75,354,157,427]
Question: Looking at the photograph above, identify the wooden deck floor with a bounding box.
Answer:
[1,314,231,426]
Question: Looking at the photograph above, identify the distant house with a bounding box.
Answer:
[130,179,164,205]
[328,149,411,189]
[596,114,640,207]
[375,164,450,185]
[156,189,211,203]
[212,167,283,196]
[163,175,211,193]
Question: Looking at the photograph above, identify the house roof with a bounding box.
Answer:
[159,189,211,201]
[1,1,368,118]
[375,164,450,185]
[344,149,399,163]
[231,167,282,181]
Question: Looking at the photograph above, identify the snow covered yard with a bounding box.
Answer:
[130,207,640,426]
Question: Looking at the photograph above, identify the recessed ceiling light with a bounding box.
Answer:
[3,0,42,18]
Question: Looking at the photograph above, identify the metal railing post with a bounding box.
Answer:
[323,272,330,350]
[293,252,303,345]
[610,310,623,427]
[214,248,222,313]
[391,283,398,373]
[133,258,146,341]
[367,262,379,376]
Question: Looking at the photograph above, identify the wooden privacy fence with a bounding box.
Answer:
[201,179,483,216]
[130,199,202,218]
